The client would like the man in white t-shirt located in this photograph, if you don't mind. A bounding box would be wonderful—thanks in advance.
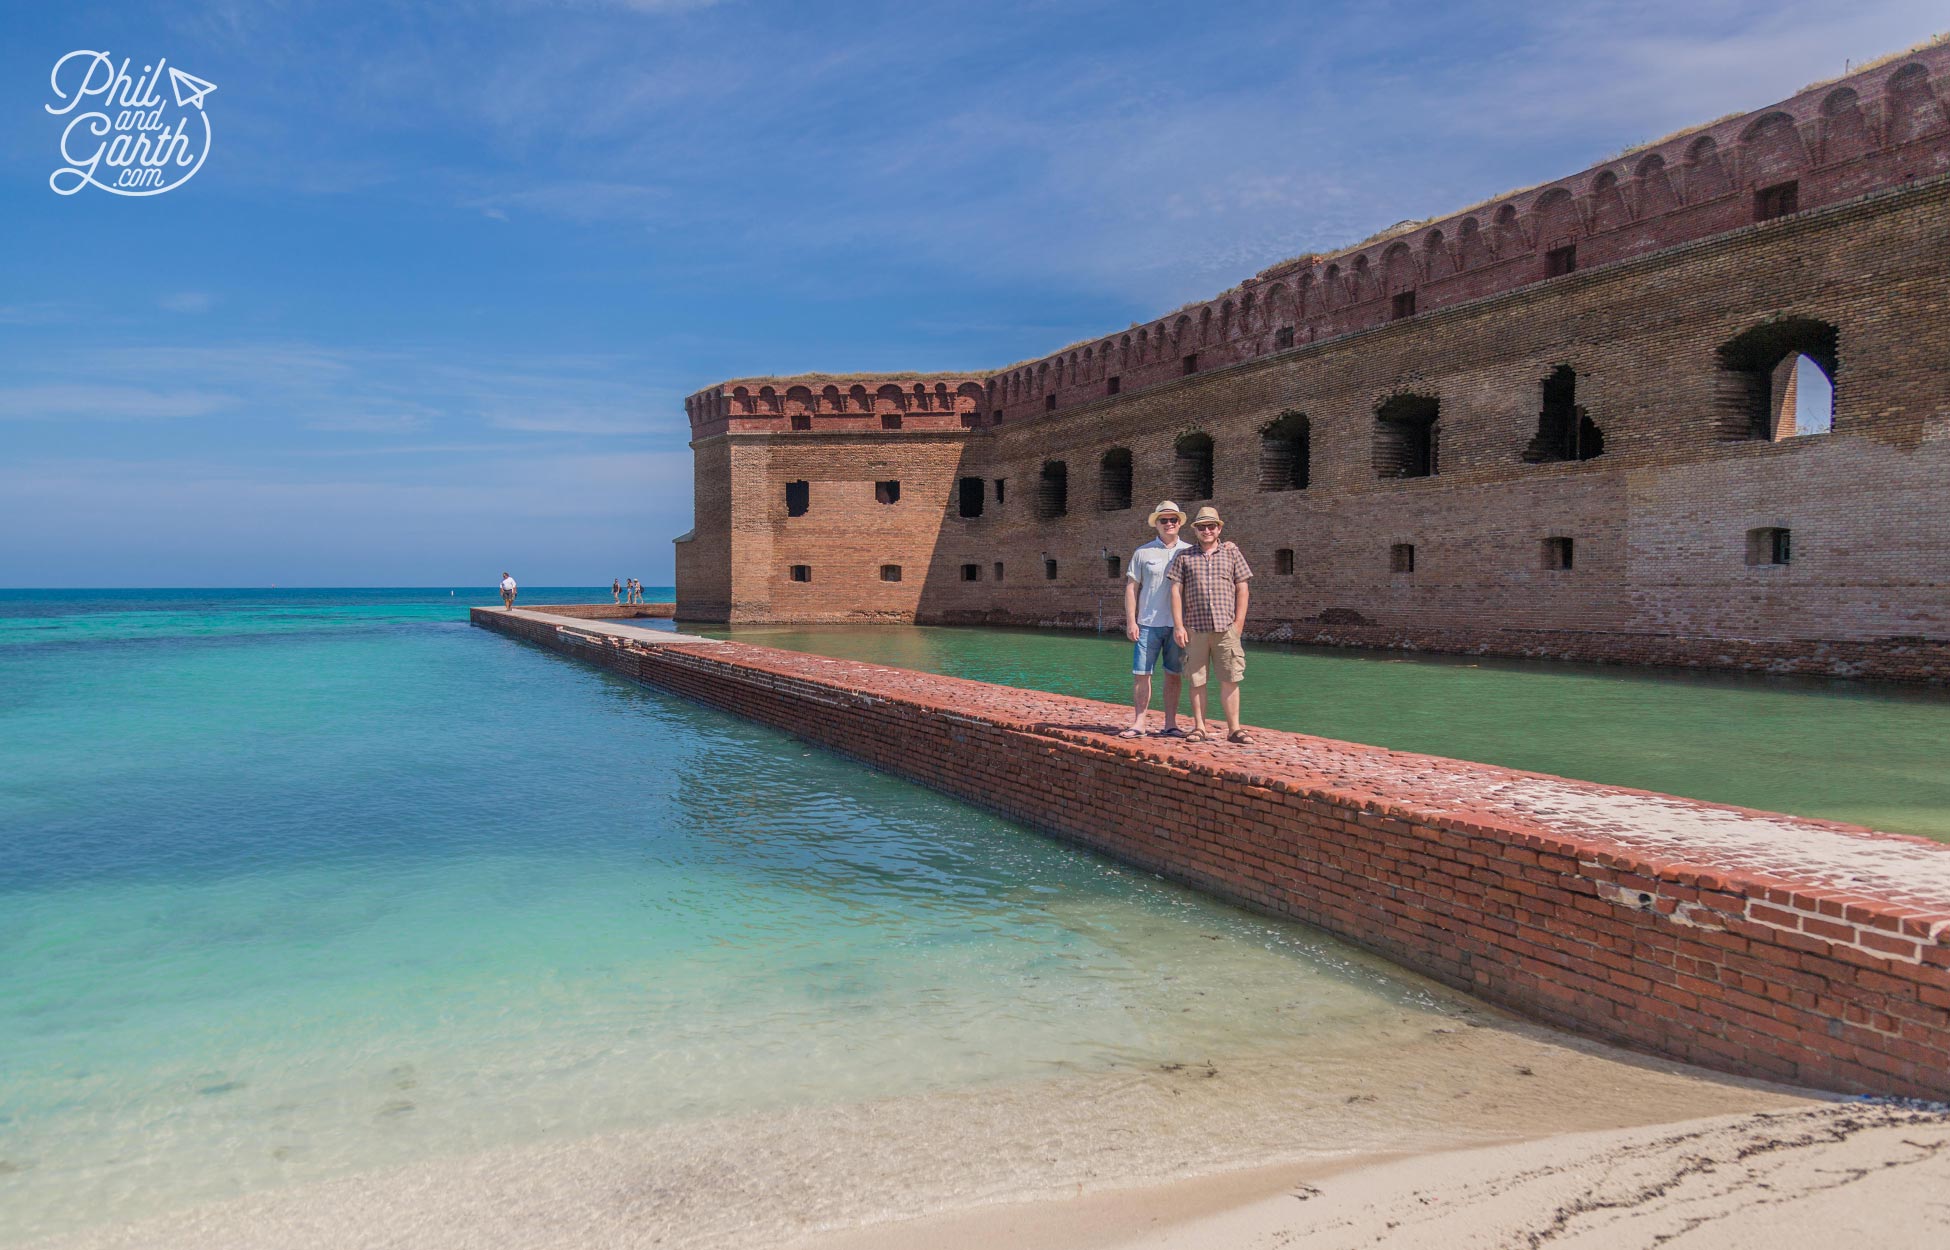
[1119,501,1191,738]
[500,573,518,610]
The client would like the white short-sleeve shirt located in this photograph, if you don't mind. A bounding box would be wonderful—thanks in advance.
[500,577,516,591]
[1126,538,1189,627]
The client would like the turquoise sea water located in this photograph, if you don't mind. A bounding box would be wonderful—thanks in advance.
[0,590,1471,1244]
[702,623,1950,842]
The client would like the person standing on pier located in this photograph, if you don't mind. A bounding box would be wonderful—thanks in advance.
[500,572,518,610]
[613,578,623,604]
[1119,501,1191,739]
[1169,507,1252,744]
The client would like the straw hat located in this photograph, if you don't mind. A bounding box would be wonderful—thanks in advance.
[1145,500,1185,527]
[1188,506,1224,529]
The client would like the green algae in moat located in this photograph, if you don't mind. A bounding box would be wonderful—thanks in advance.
[696,623,1950,844]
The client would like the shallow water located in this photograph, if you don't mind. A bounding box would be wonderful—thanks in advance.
[0,590,1554,1245]
[699,622,1950,842]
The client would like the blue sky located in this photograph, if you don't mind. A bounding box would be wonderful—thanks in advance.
[1,0,1940,587]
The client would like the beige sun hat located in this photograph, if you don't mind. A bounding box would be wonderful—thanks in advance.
[1146,500,1185,527]
[1188,505,1224,529]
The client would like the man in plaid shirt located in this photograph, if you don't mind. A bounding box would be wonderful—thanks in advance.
[1168,506,1252,743]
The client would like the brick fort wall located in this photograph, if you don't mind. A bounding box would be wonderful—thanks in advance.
[674,43,1950,680]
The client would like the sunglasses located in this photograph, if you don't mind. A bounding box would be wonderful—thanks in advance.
[1157,517,1181,525]
[1193,522,1221,530]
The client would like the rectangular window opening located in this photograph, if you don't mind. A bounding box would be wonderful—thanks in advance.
[1545,245,1578,277]
[1045,394,1057,411]
[1390,543,1416,574]
[1746,527,1791,566]
[1756,181,1799,222]
[991,409,1004,425]
[957,476,984,518]
[881,414,902,430]
[789,414,812,431]
[993,561,1005,581]
[879,565,902,582]
[960,563,981,582]
[994,478,1006,503]
[1274,325,1295,350]
[1274,548,1295,575]
[1542,536,1574,571]
[784,480,809,517]
[1106,376,1121,396]
[875,480,900,505]
[1391,291,1417,320]
[789,564,811,583]
[1044,559,1058,581]
[1106,554,1121,579]
[1182,353,1199,376]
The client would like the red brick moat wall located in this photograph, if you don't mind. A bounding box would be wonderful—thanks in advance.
[519,602,675,620]
[474,607,1950,1099]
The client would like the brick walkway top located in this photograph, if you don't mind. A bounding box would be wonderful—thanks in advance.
[498,609,1950,946]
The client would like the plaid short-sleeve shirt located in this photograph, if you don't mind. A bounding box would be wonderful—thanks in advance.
[1167,540,1252,633]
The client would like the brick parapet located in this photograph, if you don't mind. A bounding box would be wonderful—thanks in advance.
[474,607,1950,1099]
[685,374,990,439]
[985,40,1950,422]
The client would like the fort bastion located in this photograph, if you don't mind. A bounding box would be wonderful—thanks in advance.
[675,41,1950,681]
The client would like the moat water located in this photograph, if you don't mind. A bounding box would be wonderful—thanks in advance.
[698,622,1950,843]
[0,591,1804,1248]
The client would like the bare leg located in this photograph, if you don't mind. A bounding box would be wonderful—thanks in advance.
[1161,672,1183,729]
[1129,674,1153,731]
[1190,681,1208,734]
[1220,679,1241,734]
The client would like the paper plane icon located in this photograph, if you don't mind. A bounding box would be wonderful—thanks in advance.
[168,67,217,110]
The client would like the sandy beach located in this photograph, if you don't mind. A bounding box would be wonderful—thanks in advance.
[801,1102,1950,1250]
[26,1003,1940,1250]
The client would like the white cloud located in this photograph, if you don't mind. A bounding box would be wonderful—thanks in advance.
[0,384,232,421]
[158,292,218,314]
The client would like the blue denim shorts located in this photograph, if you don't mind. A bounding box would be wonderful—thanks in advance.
[1132,624,1183,676]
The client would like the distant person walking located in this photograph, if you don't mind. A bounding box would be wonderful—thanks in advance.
[613,578,623,604]
[1169,507,1252,744]
[629,578,643,605]
[1119,500,1191,739]
[500,572,518,610]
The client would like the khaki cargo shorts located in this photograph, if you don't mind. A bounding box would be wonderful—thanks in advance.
[1183,627,1245,688]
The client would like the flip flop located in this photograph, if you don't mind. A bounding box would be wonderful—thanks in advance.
[1116,728,1144,739]
[1156,726,1188,739]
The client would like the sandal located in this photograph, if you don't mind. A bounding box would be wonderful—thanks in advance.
[1116,728,1144,739]
[1157,726,1188,739]
[1184,728,1212,743]
[1227,729,1252,745]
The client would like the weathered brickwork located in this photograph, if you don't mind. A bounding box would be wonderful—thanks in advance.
[477,607,1950,1099]
[675,45,1950,680]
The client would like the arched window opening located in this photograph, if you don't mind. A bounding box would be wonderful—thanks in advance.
[1714,319,1838,440]
[1374,394,1440,479]
[1172,431,1214,501]
[1037,460,1069,519]
[1790,355,1835,435]
[1099,448,1134,511]
[1258,411,1310,491]
[1524,366,1604,462]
